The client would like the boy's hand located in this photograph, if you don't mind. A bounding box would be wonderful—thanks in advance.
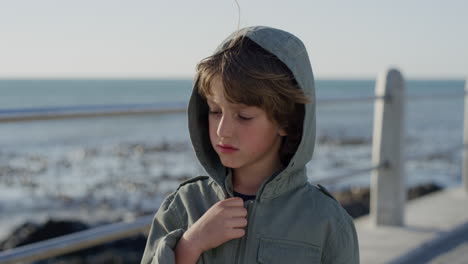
[181,197,247,254]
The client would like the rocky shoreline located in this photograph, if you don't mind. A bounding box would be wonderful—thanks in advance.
[336,182,442,218]
[0,183,442,263]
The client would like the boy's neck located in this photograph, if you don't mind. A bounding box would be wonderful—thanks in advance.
[232,162,284,196]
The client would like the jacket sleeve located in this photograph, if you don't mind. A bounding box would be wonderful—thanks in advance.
[321,214,360,264]
[141,191,186,264]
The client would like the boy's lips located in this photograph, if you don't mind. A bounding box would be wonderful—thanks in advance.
[216,144,239,153]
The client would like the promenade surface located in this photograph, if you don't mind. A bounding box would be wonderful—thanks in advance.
[355,187,468,264]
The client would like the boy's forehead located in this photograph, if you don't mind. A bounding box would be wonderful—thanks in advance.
[206,75,254,109]
[205,81,231,104]
[206,97,249,109]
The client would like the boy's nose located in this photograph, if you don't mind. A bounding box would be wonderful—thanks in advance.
[217,115,233,138]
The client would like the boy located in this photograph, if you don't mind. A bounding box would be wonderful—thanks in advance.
[141,26,359,264]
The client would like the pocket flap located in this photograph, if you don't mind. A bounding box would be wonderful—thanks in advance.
[257,237,321,263]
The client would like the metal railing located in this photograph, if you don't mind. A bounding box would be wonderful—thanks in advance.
[309,162,388,186]
[0,97,391,123]
[0,216,153,264]
[0,102,187,123]
[0,70,467,263]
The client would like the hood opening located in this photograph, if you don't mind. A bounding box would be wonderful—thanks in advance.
[188,26,316,196]
[195,36,308,167]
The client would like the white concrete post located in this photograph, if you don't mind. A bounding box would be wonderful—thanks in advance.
[463,79,468,194]
[370,68,406,226]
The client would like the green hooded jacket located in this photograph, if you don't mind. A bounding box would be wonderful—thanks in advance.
[141,26,359,264]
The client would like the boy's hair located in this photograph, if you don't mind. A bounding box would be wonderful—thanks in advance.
[196,36,310,166]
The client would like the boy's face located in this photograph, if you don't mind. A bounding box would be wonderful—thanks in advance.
[206,76,286,173]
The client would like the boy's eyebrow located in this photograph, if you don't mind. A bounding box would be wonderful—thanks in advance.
[232,104,251,110]
[206,99,252,110]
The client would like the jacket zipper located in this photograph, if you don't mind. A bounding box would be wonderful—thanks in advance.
[234,200,256,264]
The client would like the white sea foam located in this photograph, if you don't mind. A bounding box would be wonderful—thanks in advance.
[0,79,464,238]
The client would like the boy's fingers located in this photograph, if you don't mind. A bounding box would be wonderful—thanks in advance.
[228,228,246,239]
[227,217,248,228]
[222,197,244,207]
[229,207,247,218]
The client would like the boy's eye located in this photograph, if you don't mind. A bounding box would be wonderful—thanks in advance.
[208,109,253,121]
[208,109,221,115]
[238,114,253,121]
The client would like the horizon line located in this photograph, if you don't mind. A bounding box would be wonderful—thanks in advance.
[0,76,465,81]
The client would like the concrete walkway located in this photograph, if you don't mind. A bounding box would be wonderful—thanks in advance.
[355,187,468,264]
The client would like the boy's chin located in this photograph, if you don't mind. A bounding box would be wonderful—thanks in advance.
[219,159,241,169]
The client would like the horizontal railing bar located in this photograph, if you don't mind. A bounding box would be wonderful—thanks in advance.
[0,101,187,123]
[310,162,387,186]
[310,143,465,187]
[0,97,387,123]
[1,97,383,116]
[0,216,153,264]
[0,102,188,114]
[317,96,385,105]
[0,108,186,123]
[406,91,466,100]
[1,90,466,123]
[311,143,464,187]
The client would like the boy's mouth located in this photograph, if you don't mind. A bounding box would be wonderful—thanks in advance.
[216,144,239,153]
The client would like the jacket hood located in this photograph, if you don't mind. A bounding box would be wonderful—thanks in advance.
[188,26,316,201]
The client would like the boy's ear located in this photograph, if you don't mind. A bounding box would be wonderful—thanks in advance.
[278,128,287,136]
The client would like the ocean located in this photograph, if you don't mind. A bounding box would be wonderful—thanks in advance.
[0,79,465,238]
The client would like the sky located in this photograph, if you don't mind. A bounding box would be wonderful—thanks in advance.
[0,0,467,79]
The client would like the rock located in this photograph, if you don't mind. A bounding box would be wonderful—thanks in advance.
[43,235,147,264]
[0,219,146,264]
[332,182,443,219]
[407,183,442,200]
[424,153,452,161]
[144,142,188,153]
[0,220,88,250]
[318,135,369,146]
[333,187,370,219]
[0,165,30,178]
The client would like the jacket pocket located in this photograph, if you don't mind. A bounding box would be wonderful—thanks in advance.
[257,237,321,264]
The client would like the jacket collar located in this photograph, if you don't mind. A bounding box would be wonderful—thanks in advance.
[224,167,308,202]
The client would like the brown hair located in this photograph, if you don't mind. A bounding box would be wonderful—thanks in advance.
[196,36,310,165]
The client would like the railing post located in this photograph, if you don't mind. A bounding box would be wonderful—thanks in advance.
[463,79,468,194]
[370,68,406,226]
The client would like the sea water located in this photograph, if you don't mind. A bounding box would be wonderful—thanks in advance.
[0,79,465,238]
